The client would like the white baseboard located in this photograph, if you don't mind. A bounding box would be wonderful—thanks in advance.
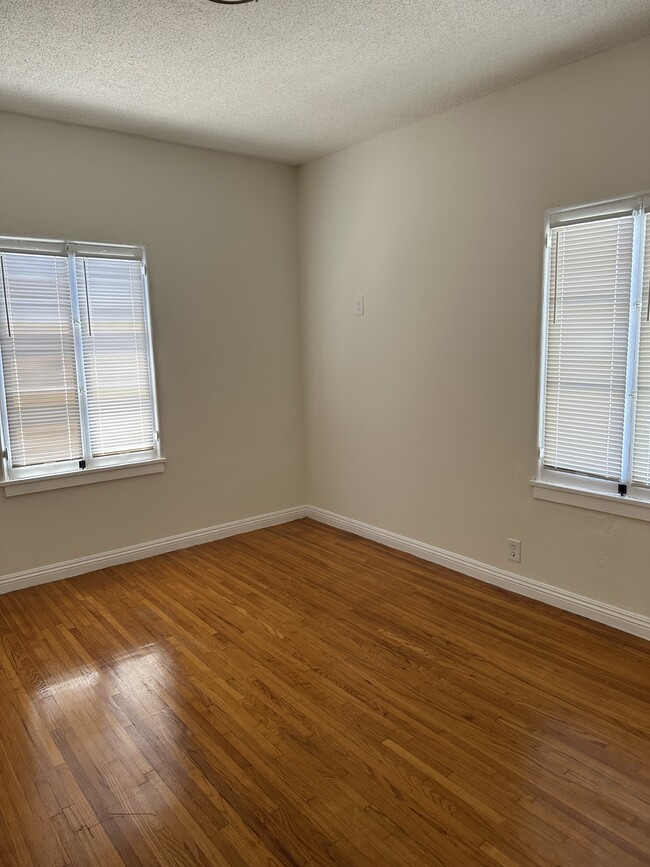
[0,506,307,596]
[3,502,648,641]
[306,506,650,642]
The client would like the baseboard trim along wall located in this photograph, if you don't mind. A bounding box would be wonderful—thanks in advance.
[0,506,307,596]
[2,502,648,641]
[305,506,650,642]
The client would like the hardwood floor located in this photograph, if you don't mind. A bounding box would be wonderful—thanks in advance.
[0,518,648,866]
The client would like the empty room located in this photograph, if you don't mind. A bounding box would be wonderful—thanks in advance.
[0,1,649,865]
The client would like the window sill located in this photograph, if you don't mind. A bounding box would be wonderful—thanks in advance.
[531,479,650,522]
[1,458,166,497]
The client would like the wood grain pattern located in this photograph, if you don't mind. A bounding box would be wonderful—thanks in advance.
[0,518,648,866]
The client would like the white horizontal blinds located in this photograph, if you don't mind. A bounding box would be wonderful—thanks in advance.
[631,213,650,486]
[543,215,634,480]
[76,255,156,458]
[0,253,82,467]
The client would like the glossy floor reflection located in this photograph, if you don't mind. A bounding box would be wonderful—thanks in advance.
[0,518,648,866]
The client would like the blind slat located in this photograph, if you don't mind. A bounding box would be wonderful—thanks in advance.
[543,215,634,481]
[76,257,156,458]
[631,214,650,486]
[0,253,82,467]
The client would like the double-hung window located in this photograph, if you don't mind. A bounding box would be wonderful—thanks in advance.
[0,237,162,495]
[534,192,650,519]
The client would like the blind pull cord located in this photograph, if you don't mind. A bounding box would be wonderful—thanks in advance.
[0,256,10,337]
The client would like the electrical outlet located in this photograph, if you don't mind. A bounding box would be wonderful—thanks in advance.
[507,539,521,563]
[354,294,365,316]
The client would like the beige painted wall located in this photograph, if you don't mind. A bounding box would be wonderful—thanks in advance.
[0,112,304,575]
[298,37,650,616]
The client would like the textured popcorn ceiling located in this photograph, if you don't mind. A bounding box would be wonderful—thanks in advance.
[1,0,649,164]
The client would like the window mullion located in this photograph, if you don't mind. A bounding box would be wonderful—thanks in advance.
[620,207,645,486]
[66,245,92,467]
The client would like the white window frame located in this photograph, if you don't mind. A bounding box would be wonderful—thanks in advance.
[0,235,164,496]
[532,191,650,521]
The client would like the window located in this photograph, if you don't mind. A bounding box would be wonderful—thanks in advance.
[534,192,650,519]
[0,237,162,494]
